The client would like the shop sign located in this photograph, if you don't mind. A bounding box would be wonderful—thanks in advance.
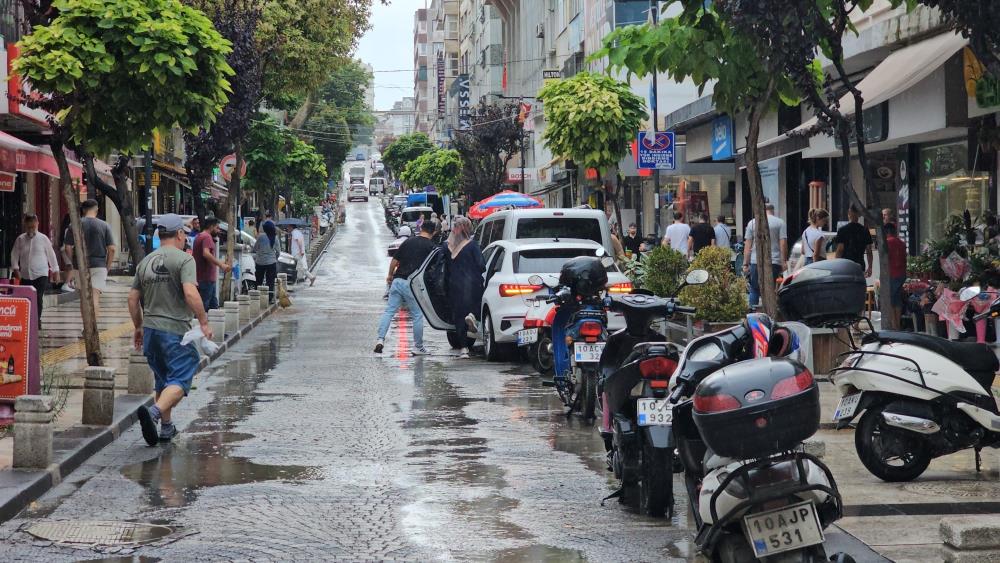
[542,69,561,84]
[507,168,537,182]
[637,131,676,170]
[834,102,889,149]
[135,171,160,188]
[711,116,734,161]
[437,52,445,115]
[897,159,910,248]
[0,174,14,192]
[0,290,40,401]
[457,75,471,130]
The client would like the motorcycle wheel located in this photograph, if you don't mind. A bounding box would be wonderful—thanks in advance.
[639,443,673,517]
[530,333,554,375]
[580,369,597,420]
[855,406,932,482]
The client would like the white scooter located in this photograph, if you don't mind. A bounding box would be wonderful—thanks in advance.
[831,286,1000,482]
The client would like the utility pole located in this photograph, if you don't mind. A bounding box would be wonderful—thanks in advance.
[650,0,662,238]
[521,126,526,193]
[143,148,153,254]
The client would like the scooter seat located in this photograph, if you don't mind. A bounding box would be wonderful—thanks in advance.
[872,331,999,389]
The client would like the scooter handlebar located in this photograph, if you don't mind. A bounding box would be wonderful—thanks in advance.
[974,310,995,321]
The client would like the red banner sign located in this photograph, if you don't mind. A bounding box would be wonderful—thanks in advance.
[0,296,31,400]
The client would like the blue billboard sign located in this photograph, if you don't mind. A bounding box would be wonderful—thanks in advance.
[637,131,676,170]
[712,116,734,160]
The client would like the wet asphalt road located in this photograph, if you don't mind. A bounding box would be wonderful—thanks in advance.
[0,199,700,562]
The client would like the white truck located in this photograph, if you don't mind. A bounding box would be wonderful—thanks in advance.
[348,163,366,185]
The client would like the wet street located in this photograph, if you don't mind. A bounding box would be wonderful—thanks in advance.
[0,200,700,561]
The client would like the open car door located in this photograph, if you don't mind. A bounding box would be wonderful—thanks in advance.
[409,247,457,330]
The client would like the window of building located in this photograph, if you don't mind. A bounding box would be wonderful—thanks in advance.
[613,0,648,28]
[918,141,990,243]
[445,16,458,40]
[418,43,428,56]
[447,52,459,77]
[418,20,427,33]
[417,66,428,81]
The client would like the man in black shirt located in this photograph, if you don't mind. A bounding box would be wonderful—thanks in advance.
[687,213,716,260]
[622,223,643,256]
[375,222,437,355]
[834,204,874,277]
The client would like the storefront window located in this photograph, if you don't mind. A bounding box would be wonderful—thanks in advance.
[918,141,990,243]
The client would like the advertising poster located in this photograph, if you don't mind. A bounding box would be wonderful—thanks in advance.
[0,296,30,400]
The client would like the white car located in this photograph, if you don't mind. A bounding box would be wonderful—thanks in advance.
[472,208,616,258]
[410,238,632,360]
[348,183,368,202]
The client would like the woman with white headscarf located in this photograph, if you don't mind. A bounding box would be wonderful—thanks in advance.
[445,216,486,358]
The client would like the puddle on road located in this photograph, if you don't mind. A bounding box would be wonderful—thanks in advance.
[495,545,587,562]
[121,321,319,508]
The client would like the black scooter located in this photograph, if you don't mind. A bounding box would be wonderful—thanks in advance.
[596,270,706,517]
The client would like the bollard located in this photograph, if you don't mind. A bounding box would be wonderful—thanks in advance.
[82,366,115,426]
[941,516,1000,562]
[127,350,154,395]
[258,286,269,311]
[237,295,251,326]
[208,309,226,345]
[224,302,239,336]
[277,273,288,293]
[248,289,261,318]
[13,395,54,469]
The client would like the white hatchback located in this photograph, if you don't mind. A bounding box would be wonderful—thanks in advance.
[348,183,368,202]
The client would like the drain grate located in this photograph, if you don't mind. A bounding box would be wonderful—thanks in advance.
[25,521,173,546]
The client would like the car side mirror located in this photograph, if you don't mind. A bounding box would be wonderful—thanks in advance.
[595,247,606,257]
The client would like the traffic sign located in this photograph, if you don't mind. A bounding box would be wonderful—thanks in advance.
[637,131,676,170]
[219,154,247,181]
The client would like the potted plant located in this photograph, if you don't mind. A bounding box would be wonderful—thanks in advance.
[680,246,749,332]
[640,246,688,297]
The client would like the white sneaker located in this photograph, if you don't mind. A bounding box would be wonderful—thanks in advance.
[458,348,470,359]
[412,347,430,356]
[464,314,479,334]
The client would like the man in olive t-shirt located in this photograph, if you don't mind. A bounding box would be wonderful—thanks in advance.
[128,214,211,446]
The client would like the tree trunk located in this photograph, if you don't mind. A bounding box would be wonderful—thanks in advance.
[220,144,243,302]
[288,91,318,130]
[54,142,102,366]
[746,86,778,317]
[84,155,144,269]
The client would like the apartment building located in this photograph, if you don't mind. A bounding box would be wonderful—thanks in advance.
[413,9,431,134]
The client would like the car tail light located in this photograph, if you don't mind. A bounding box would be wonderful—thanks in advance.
[693,393,741,413]
[771,369,814,400]
[523,318,543,328]
[608,282,633,294]
[579,321,603,337]
[639,356,677,379]
[500,284,542,297]
[544,308,557,327]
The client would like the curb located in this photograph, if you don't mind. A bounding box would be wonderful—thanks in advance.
[0,302,280,524]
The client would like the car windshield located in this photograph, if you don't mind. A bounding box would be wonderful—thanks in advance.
[515,218,603,244]
[514,248,605,273]
[401,210,430,222]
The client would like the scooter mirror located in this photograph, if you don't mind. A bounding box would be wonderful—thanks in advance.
[600,256,615,268]
[959,286,982,302]
[686,269,710,286]
[595,247,607,257]
[527,274,545,286]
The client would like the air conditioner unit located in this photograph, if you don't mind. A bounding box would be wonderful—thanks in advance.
[547,48,556,58]
[535,23,545,38]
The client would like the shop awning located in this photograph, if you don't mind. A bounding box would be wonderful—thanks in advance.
[750,31,968,154]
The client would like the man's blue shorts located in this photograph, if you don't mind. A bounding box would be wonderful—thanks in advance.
[143,327,200,395]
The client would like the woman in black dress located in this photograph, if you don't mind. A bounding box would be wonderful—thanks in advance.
[446,216,485,358]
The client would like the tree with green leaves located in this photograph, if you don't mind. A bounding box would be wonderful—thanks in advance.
[452,103,524,202]
[302,60,375,172]
[14,0,233,365]
[383,133,435,179]
[597,3,802,316]
[400,149,462,196]
[244,116,327,216]
[537,71,646,236]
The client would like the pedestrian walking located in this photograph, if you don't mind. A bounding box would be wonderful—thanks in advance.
[192,217,231,311]
[742,203,788,308]
[375,221,436,355]
[11,213,60,324]
[129,214,211,446]
[662,212,691,255]
[610,224,626,262]
[446,216,486,359]
[834,204,874,277]
[802,208,829,265]
[253,221,280,303]
[58,214,76,292]
[713,215,731,249]
[622,223,643,257]
[289,224,316,286]
[884,222,907,328]
[687,213,715,260]
[64,199,116,317]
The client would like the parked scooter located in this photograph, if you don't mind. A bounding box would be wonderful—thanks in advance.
[519,297,555,375]
[822,278,1000,481]
[528,252,614,419]
[596,270,706,517]
[668,314,849,562]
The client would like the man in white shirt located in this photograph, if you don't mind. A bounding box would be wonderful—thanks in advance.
[290,225,316,286]
[742,204,788,307]
[661,212,691,256]
[11,213,60,324]
[714,215,732,249]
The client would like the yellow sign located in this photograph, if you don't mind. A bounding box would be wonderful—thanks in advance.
[964,47,986,98]
[135,171,160,188]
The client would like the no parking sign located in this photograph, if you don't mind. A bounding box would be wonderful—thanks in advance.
[637,131,676,170]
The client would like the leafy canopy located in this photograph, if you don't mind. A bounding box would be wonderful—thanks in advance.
[14,0,234,154]
[536,71,645,172]
[245,115,327,213]
[400,149,463,197]
[383,132,435,177]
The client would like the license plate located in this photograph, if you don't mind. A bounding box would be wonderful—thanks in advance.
[637,398,672,426]
[744,501,824,558]
[573,342,605,363]
[517,328,539,346]
[833,392,862,421]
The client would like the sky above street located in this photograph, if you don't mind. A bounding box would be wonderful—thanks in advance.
[358,0,426,111]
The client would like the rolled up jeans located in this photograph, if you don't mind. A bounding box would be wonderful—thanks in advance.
[376,278,424,348]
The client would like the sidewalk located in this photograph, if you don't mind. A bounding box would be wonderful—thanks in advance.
[0,277,137,470]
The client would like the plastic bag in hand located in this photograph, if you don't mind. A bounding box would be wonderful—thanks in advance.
[181,325,220,356]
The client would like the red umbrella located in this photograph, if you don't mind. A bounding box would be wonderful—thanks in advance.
[468,190,544,219]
